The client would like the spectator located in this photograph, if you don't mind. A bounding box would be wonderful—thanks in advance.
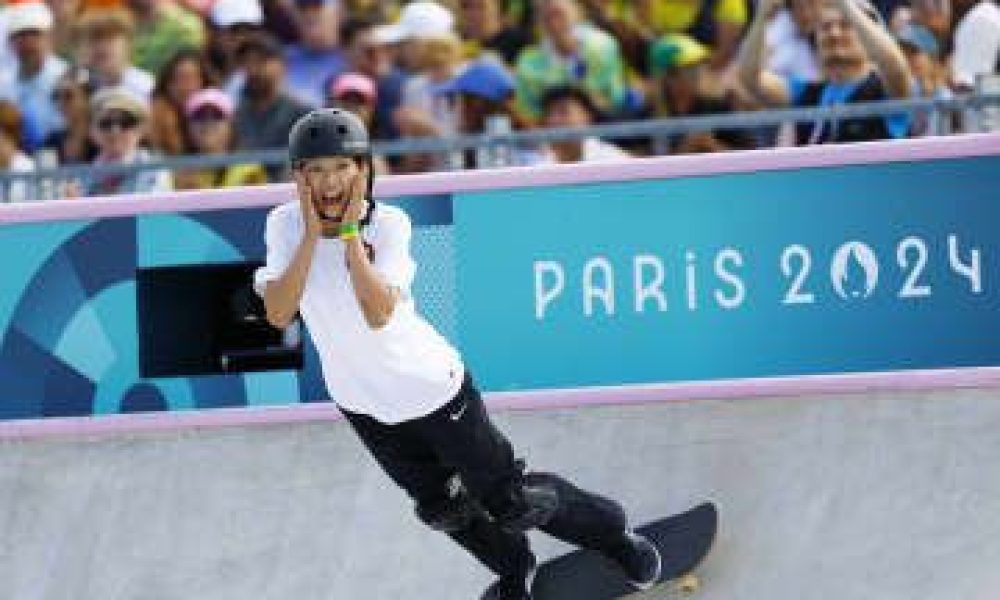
[635,0,749,70]
[48,0,83,60]
[0,1,68,153]
[383,3,466,157]
[42,66,100,165]
[908,0,951,46]
[326,72,390,174]
[77,9,156,99]
[767,0,823,82]
[738,0,913,145]
[540,85,630,163]
[896,23,952,135]
[175,88,267,189]
[342,16,407,140]
[205,0,265,99]
[0,100,36,203]
[128,0,206,74]
[149,48,217,156]
[515,0,628,122]
[575,0,655,74]
[285,0,348,107]
[457,0,532,64]
[651,33,757,153]
[78,87,172,197]
[436,57,545,168]
[949,0,1000,92]
[233,32,310,180]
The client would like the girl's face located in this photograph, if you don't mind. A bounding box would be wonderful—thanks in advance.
[189,108,232,153]
[92,109,144,158]
[296,156,367,222]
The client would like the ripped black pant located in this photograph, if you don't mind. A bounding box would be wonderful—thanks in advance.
[341,371,628,578]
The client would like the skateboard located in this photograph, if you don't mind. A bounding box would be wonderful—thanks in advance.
[531,502,718,599]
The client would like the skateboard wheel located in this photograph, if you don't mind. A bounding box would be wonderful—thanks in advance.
[675,573,700,593]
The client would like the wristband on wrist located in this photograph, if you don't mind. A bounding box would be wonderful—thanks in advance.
[339,222,360,240]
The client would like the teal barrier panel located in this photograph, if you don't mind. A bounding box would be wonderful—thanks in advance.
[0,135,998,419]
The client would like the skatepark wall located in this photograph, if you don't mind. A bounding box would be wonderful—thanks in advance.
[2,387,999,599]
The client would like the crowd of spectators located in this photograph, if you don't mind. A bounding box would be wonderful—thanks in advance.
[0,0,997,199]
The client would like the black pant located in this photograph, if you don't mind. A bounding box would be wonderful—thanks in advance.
[342,372,628,578]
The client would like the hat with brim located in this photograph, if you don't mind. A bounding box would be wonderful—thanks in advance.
[211,0,264,28]
[649,33,709,77]
[91,87,148,120]
[330,72,378,105]
[435,59,515,104]
[4,2,53,36]
[895,24,939,58]
[185,88,234,118]
[372,1,454,43]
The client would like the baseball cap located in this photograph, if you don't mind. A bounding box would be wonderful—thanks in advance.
[4,1,53,36]
[91,86,149,120]
[895,23,939,58]
[329,72,377,105]
[648,34,709,76]
[211,0,264,28]
[435,59,515,103]
[185,88,234,117]
[373,1,454,43]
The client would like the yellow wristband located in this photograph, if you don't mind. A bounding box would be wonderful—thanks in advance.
[339,222,360,240]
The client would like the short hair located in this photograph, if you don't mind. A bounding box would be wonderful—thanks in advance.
[77,8,136,41]
[0,100,23,149]
[540,85,604,123]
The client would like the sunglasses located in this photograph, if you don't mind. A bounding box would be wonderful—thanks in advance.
[97,113,141,132]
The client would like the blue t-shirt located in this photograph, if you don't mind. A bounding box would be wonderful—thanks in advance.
[787,73,910,142]
[284,44,348,108]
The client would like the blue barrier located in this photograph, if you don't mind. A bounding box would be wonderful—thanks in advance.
[0,134,998,422]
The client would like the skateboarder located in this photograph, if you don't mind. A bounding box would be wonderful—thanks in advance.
[255,108,661,599]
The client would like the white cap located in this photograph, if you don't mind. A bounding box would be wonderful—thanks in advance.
[373,1,455,43]
[4,1,53,36]
[211,0,264,28]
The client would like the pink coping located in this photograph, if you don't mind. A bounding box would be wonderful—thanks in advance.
[2,366,1000,440]
[1,133,998,224]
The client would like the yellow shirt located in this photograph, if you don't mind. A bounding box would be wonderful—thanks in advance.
[609,0,748,33]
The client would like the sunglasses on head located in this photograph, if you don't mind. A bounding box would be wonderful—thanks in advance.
[97,112,141,132]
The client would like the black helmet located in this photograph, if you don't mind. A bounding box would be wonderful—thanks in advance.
[287,108,371,166]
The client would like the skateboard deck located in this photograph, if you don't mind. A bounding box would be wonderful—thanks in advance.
[531,502,718,599]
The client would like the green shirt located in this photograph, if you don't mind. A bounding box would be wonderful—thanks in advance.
[515,25,627,121]
[132,3,205,74]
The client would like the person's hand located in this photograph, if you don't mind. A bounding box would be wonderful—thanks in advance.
[294,174,323,240]
[341,168,368,225]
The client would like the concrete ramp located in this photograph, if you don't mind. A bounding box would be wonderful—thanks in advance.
[2,388,999,599]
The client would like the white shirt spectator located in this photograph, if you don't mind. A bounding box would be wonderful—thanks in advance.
[951,0,1000,89]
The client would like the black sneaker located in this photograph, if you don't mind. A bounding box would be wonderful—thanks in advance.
[480,566,536,600]
[493,483,559,533]
[604,530,662,590]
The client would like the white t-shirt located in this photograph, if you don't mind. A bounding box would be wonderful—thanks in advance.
[951,1,1000,89]
[254,201,465,424]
